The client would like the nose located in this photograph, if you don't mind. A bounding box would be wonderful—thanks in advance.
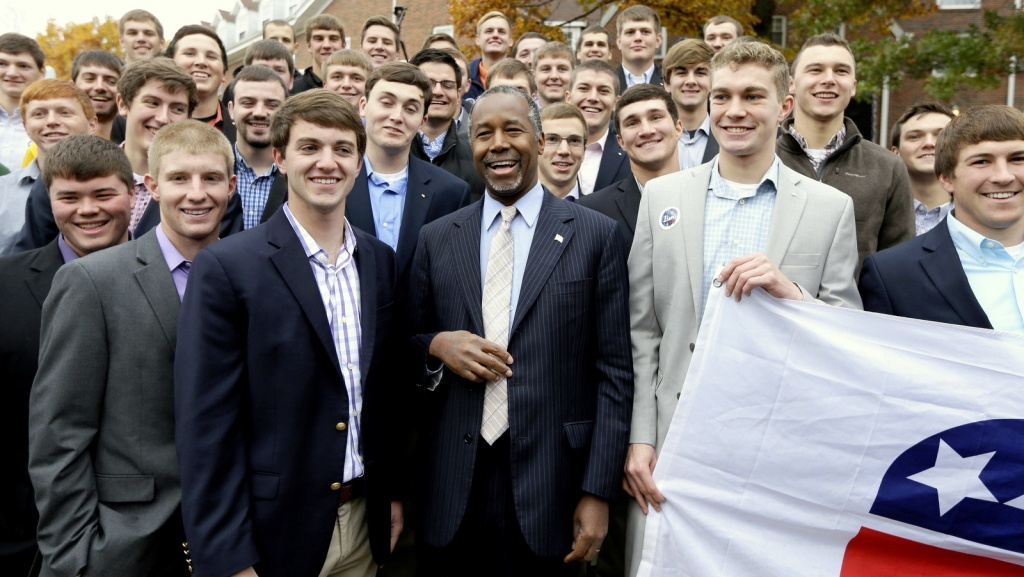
[45,110,61,125]
[77,195,100,215]
[991,158,1015,184]
[923,133,938,148]
[725,94,745,118]
[154,104,172,125]
[556,138,572,153]
[315,147,336,169]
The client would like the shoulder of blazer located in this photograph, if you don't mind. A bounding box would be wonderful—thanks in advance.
[411,155,470,195]
[647,163,711,198]
[779,162,849,206]
[423,199,482,235]
[866,224,934,271]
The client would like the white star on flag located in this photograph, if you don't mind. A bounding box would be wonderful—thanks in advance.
[907,439,998,516]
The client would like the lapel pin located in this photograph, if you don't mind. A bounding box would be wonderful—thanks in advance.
[554,234,564,243]
[421,193,426,198]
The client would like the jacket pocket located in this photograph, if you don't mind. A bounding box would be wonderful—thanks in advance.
[94,474,154,503]
[563,420,595,449]
[250,473,280,500]
[781,253,820,267]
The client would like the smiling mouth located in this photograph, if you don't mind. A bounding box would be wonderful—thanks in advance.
[486,158,520,175]
[724,127,753,133]
[75,221,107,230]
[638,140,661,148]
[183,208,212,216]
[192,71,210,80]
[581,106,602,114]
[814,92,838,100]
[982,191,1020,199]
[430,100,448,106]
[246,120,270,129]
[311,177,340,185]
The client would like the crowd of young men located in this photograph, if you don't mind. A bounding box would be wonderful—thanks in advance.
[0,5,1021,577]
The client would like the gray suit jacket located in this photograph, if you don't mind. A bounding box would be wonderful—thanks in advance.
[28,230,183,577]
[623,161,863,576]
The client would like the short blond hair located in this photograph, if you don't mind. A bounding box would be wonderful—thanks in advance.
[476,11,512,35]
[323,49,373,75]
[710,41,789,102]
[148,120,233,181]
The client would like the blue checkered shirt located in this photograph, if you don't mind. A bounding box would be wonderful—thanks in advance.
[283,203,365,482]
[420,130,447,161]
[701,156,780,315]
[236,146,278,229]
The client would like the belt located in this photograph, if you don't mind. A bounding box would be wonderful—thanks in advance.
[339,477,365,504]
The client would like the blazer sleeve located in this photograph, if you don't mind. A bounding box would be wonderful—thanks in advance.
[878,159,916,253]
[28,262,107,577]
[857,255,895,315]
[406,228,441,385]
[627,190,661,446]
[581,223,634,499]
[175,249,260,577]
[12,179,58,253]
[801,196,863,310]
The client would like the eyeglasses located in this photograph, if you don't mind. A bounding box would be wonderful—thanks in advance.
[428,79,459,92]
[544,134,586,148]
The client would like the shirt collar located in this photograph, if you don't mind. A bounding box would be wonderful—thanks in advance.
[57,233,80,263]
[363,154,409,190]
[788,124,847,153]
[234,144,278,177]
[709,155,781,200]
[588,128,610,152]
[483,179,545,230]
[626,63,656,84]
[682,115,711,141]
[947,210,1015,263]
[16,159,40,185]
[282,202,358,266]
[155,224,190,274]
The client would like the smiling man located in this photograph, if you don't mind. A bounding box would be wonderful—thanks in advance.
[777,33,914,267]
[538,102,587,200]
[167,26,232,141]
[407,84,632,577]
[703,15,743,53]
[0,33,45,171]
[890,103,955,235]
[513,32,549,71]
[466,11,514,99]
[580,84,681,250]
[662,39,719,170]
[534,42,575,109]
[361,16,400,69]
[568,59,631,196]
[861,104,1024,334]
[29,121,233,577]
[625,41,862,577]
[71,51,123,140]
[0,80,96,255]
[614,6,664,91]
[292,14,347,94]
[119,10,165,63]
[323,49,374,107]
[0,135,131,576]
[576,25,613,63]
[175,90,403,577]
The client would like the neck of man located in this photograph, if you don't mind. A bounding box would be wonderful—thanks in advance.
[34,148,47,171]
[124,139,149,177]
[422,116,451,142]
[678,103,708,133]
[539,172,575,198]
[366,141,410,174]
[482,52,505,70]
[95,117,114,140]
[589,123,609,145]
[159,220,217,261]
[194,95,219,120]
[538,92,562,109]
[289,193,349,264]
[622,57,653,77]
[792,110,845,150]
[632,150,680,188]
[909,170,951,209]
[0,92,19,115]
[717,141,776,185]
[311,59,323,80]
[237,138,276,175]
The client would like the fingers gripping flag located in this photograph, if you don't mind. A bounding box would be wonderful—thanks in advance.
[637,289,1024,577]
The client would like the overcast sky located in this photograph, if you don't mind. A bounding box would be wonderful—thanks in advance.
[2,0,238,42]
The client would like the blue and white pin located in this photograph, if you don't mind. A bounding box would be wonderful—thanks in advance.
[659,207,680,230]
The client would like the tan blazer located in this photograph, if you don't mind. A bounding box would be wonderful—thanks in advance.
[624,160,863,575]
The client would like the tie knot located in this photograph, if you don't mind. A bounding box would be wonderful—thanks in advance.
[500,206,517,224]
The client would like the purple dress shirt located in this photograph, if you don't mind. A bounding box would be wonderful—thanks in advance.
[56,234,80,264]
[155,225,191,301]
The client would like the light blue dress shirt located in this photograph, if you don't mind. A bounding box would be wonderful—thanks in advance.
[364,155,409,252]
[479,181,544,335]
[947,212,1024,335]
[624,63,656,88]
[678,115,712,171]
[701,156,780,315]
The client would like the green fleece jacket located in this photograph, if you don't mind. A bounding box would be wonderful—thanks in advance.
[777,116,915,267]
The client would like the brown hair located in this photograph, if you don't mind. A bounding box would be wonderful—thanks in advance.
[614,83,678,134]
[306,14,346,43]
[43,134,134,192]
[704,15,743,37]
[663,39,714,80]
[533,41,575,68]
[934,105,1024,178]
[710,40,789,102]
[576,25,611,52]
[20,79,96,122]
[117,57,199,116]
[569,58,619,95]
[422,33,458,51]
[119,9,164,39]
[487,58,537,96]
[245,39,295,76]
[617,5,661,35]
[441,47,469,71]
[71,50,123,81]
[166,25,228,71]
[476,11,512,35]
[540,102,587,144]
[271,89,366,158]
[890,102,955,148]
[0,33,44,69]
[410,49,462,87]
[262,20,294,40]
[229,65,289,101]
[323,49,373,76]
[792,32,855,74]
[513,32,549,58]
[365,61,432,108]
[148,119,234,180]
[361,16,399,44]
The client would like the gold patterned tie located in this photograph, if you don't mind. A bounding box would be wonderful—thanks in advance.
[480,206,517,444]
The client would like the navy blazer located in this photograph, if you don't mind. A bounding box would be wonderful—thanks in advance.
[175,211,400,577]
[594,124,633,193]
[578,176,640,252]
[346,155,471,283]
[615,63,664,96]
[859,217,993,329]
[407,191,633,557]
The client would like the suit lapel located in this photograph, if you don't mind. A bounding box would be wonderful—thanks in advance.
[397,157,434,274]
[920,224,993,329]
[765,167,807,265]
[595,126,627,189]
[267,212,343,376]
[353,230,378,381]
[510,193,573,334]
[345,165,376,238]
[614,177,641,235]
[132,231,182,350]
[452,205,485,335]
[26,241,64,307]
[136,200,161,237]
[701,132,719,164]
[260,172,288,224]
[681,166,709,318]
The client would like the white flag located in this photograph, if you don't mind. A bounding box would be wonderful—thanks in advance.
[638,289,1024,577]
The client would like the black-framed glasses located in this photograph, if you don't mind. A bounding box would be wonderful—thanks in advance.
[429,79,459,92]
[544,134,586,148]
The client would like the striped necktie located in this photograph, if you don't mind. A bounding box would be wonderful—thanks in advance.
[480,205,517,444]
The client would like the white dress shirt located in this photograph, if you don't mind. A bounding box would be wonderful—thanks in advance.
[578,129,609,196]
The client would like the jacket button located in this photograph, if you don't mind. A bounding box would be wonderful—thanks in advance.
[336,422,347,431]
[689,343,695,352]
[464,434,473,444]
[330,482,341,490]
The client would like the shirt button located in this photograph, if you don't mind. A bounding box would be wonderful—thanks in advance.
[980,258,986,265]
[347,363,354,369]
[986,241,995,248]
[331,482,342,490]
[733,240,740,245]
[382,222,388,228]
[352,410,358,417]
[336,422,347,430]
[340,316,347,323]
[739,199,745,205]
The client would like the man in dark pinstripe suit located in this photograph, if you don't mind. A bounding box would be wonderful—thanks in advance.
[407,85,634,576]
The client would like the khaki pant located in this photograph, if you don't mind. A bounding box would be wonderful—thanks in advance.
[318,497,376,577]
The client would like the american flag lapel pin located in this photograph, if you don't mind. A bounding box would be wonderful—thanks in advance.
[554,234,564,243]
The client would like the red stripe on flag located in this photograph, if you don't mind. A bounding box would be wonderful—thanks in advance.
[841,527,1024,576]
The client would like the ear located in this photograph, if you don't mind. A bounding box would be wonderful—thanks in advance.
[938,171,956,195]
[272,147,287,176]
[144,173,159,202]
[779,94,795,123]
[87,117,99,135]
[891,146,900,156]
[228,100,235,121]
[117,94,129,117]
[227,173,237,198]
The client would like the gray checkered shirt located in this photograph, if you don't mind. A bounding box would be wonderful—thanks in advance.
[788,124,847,171]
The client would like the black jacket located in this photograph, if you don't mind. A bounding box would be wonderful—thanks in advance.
[410,121,486,203]
[290,67,323,95]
